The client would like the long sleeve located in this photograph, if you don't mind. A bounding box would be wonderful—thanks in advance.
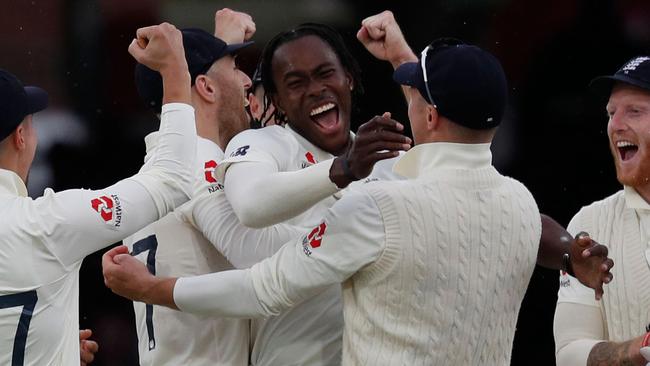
[223,159,338,228]
[173,188,385,317]
[33,103,196,267]
[192,188,304,268]
[215,126,340,228]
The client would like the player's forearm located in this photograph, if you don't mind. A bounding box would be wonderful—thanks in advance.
[160,65,191,107]
[141,276,179,310]
[537,214,572,271]
[587,337,646,366]
[173,270,269,317]
[225,160,339,228]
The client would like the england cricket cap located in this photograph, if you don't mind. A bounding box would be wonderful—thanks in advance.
[135,28,253,113]
[392,38,507,130]
[0,69,48,141]
[590,56,650,97]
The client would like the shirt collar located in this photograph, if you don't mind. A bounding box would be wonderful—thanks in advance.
[0,168,28,197]
[624,185,650,211]
[393,142,493,179]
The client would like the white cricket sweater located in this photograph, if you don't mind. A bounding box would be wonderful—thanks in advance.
[174,142,542,365]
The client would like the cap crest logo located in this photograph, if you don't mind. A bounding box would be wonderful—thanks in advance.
[622,56,650,74]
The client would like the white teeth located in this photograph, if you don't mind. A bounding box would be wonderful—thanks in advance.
[243,97,250,108]
[310,102,335,116]
[616,141,636,148]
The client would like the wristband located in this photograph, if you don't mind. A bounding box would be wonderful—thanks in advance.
[561,252,574,276]
[340,158,357,181]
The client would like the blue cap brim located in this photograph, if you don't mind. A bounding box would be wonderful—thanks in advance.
[224,41,254,56]
[589,74,650,98]
[24,86,48,114]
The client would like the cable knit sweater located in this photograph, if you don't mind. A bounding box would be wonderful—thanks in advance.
[554,188,650,365]
[173,142,542,365]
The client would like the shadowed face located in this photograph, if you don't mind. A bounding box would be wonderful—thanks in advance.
[270,35,353,155]
[206,55,252,142]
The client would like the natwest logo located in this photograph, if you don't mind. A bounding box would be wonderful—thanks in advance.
[204,160,218,183]
[302,222,327,256]
[91,194,122,228]
[301,151,317,169]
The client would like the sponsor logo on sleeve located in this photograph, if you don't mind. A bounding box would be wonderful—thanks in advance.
[204,160,218,183]
[301,151,317,169]
[91,194,122,228]
[301,222,327,256]
[229,145,250,158]
[204,160,224,193]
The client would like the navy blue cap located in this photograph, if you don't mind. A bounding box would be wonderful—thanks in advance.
[393,38,507,130]
[0,69,48,141]
[590,56,650,97]
[135,28,253,113]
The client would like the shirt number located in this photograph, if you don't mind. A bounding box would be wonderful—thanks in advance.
[131,235,158,351]
[0,290,38,366]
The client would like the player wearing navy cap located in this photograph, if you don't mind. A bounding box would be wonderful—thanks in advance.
[0,23,196,366]
[554,56,650,366]
[103,11,613,366]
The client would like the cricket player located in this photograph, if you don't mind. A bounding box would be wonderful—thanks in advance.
[103,10,612,365]
[0,23,196,366]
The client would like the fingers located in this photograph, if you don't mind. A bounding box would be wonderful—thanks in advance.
[357,114,405,133]
[594,286,603,301]
[84,339,99,354]
[583,243,608,258]
[79,329,92,341]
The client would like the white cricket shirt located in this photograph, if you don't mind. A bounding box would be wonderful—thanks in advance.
[0,103,196,366]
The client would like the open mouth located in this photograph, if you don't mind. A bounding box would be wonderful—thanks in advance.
[309,102,339,133]
[617,140,639,161]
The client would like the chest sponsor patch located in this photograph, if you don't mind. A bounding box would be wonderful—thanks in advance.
[91,194,123,228]
[301,151,317,169]
[302,222,327,256]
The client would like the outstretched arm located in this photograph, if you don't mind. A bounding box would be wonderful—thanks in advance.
[357,10,417,103]
[537,214,613,300]
[213,8,255,44]
[31,23,196,266]
[103,189,385,317]
[221,115,409,228]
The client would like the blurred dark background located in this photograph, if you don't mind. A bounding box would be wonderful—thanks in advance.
[2,0,649,365]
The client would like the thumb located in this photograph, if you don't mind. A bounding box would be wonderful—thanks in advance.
[357,27,370,43]
[113,253,131,264]
[128,38,145,60]
[575,234,592,248]
[382,111,392,118]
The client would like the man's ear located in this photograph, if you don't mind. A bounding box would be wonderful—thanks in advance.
[248,93,261,118]
[194,75,217,103]
[12,123,26,150]
[426,105,439,131]
[345,71,354,91]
